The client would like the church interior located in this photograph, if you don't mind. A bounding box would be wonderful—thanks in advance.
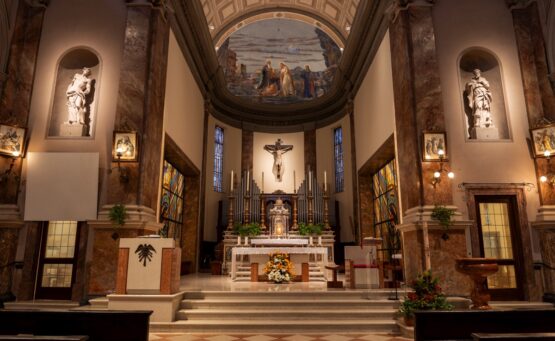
[1,0,555,339]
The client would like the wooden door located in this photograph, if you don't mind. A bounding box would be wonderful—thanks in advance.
[475,196,524,300]
[35,221,81,300]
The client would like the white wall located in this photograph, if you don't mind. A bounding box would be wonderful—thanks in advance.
[164,30,205,169]
[433,0,540,253]
[353,30,396,171]
[203,115,241,241]
[24,0,127,207]
[317,116,354,242]
[253,132,304,194]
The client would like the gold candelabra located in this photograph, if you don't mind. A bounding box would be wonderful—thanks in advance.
[292,193,298,230]
[243,194,250,224]
[260,194,267,230]
[307,190,314,225]
[227,193,234,230]
[323,190,330,230]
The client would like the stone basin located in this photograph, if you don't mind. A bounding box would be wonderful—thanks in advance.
[455,258,498,310]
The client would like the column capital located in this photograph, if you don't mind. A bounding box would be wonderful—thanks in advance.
[24,0,49,8]
[388,0,435,22]
[506,0,536,10]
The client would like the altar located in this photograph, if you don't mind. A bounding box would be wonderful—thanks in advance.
[230,245,328,281]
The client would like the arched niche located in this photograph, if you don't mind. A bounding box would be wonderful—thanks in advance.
[459,48,510,140]
[47,47,100,138]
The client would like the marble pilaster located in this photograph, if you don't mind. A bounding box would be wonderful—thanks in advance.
[304,129,316,175]
[532,206,555,299]
[389,5,453,211]
[182,176,200,273]
[241,130,253,173]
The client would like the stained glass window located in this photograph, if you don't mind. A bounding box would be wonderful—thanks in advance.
[214,126,224,192]
[160,160,185,241]
[372,159,400,253]
[334,127,344,193]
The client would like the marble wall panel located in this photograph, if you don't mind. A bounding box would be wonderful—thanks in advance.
[242,130,253,172]
[0,228,19,294]
[304,129,316,174]
[182,176,200,273]
[538,228,555,295]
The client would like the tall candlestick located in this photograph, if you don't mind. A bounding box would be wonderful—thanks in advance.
[262,172,264,193]
[293,170,296,193]
[230,170,234,191]
[324,171,327,192]
[246,171,250,192]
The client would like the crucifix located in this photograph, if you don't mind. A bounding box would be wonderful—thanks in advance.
[264,138,293,182]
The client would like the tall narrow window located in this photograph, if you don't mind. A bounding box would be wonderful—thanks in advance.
[160,161,185,241]
[372,159,400,254]
[214,126,224,192]
[334,127,344,192]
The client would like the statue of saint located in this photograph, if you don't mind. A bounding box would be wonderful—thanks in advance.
[66,67,93,125]
[264,139,293,182]
[465,68,493,128]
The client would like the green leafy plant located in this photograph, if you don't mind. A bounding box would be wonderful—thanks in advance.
[431,205,455,240]
[108,204,127,240]
[298,222,324,236]
[399,270,453,321]
[233,222,261,237]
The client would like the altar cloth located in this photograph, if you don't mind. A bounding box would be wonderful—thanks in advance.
[250,238,308,246]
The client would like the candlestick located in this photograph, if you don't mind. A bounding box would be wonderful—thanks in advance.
[230,170,234,191]
[308,171,312,191]
[246,171,250,192]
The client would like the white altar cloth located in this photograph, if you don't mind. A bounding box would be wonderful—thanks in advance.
[250,238,308,246]
[231,246,328,280]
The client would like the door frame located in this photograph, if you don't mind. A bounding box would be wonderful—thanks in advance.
[35,221,82,300]
[464,183,536,300]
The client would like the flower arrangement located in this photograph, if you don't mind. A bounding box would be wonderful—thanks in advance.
[399,270,453,324]
[264,253,295,283]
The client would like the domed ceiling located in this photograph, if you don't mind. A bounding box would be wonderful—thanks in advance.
[167,0,395,131]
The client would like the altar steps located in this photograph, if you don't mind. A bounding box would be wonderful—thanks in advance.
[156,290,400,333]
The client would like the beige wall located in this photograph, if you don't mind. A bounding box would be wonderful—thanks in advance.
[433,0,540,255]
[253,132,304,194]
[317,116,355,242]
[24,0,127,206]
[354,30,396,171]
[203,115,242,241]
[164,30,205,170]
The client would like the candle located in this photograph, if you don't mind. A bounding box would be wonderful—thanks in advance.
[262,172,264,193]
[324,171,327,192]
[246,171,250,192]
[230,170,234,191]
[293,170,296,193]
[309,236,313,246]
[237,236,241,245]
[309,171,312,191]
[244,236,249,245]
[318,236,322,245]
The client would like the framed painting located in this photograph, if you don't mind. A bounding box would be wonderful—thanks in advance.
[112,131,139,162]
[422,132,448,161]
[0,124,26,157]
[530,124,555,157]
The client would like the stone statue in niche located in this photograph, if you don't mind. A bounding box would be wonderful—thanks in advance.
[66,67,93,125]
[264,139,293,182]
[465,69,499,139]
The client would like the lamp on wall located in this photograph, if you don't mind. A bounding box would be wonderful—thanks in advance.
[111,131,138,184]
[431,149,455,188]
[0,151,22,183]
[539,150,555,186]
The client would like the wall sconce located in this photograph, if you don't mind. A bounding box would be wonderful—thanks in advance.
[539,150,555,186]
[431,149,455,188]
[0,151,21,183]
[112,131,138,184]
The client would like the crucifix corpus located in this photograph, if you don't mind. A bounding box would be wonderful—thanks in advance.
[264,138,293,182]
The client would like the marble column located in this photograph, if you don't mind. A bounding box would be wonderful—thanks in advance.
[0,0,47,299]
[389,2,470,294]
[241,130,253,174]
[90,0,169,296]
[511,1,555,299]
[304,129,316,175]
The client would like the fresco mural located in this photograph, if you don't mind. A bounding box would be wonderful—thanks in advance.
[217,19,342,105]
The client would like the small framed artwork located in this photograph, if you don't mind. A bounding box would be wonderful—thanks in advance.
[422,132,448,161]
[0,124,26,157]
[530,124,555,157]
[112,131,139,162]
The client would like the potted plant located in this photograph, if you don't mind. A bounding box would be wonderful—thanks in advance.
[399,270,453,326]
[233,222,262,237]
[108,203,127,240]
[431,205,455,240]
[298,222,324,236]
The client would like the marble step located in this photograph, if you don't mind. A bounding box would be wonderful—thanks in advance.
[150,319,398,333]
[176,308,397,320]
[180,298,399,310]
[183,290,395,300]
[490,301,555,310]
[3,300,80,310]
